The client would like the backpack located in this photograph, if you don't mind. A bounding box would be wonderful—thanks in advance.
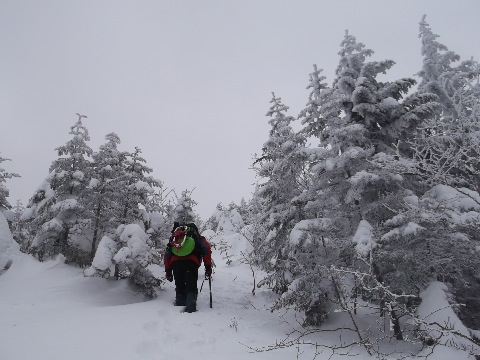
[168,223,201,257]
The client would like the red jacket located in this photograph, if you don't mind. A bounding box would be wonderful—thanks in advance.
[164,235,212,271]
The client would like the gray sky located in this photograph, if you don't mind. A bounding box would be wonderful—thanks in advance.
[1,1,480,219]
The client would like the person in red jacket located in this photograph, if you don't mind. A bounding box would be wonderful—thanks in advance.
[164,222,212,313]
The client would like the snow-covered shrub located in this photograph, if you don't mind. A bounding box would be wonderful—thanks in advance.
[373,185,480,331]
[86,223,162,298]
[0,211,20,268]
[114,224,162,298]
[217,208,244,235]
[84,235,117,278]
[267,218,343,326]
[416,281,479,355]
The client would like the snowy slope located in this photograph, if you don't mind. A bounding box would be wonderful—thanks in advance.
[0,245,327,360]
[1,229,477,359]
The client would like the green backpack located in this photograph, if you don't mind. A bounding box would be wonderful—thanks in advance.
[170,224,198,256]
[171,235,195,256]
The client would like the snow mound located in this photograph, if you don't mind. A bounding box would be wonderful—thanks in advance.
[352,219,375,257]
[416,281,479,359]
[84,235,117,276]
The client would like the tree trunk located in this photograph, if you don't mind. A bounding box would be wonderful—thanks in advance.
[390,306,403,340]
[91,203,102,261]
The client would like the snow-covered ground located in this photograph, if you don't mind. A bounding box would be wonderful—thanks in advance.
[1,214,478,360]
[0,239,329,360]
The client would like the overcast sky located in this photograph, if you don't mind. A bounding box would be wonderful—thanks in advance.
[1,1,480,219]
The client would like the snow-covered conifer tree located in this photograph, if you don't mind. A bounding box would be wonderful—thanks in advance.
[202,203,223,232]
[20,179,55,259]
[85,143,165,297]
[408,17,480,191]
[172,190,197,224]
[252,92,307,294]
[0,155,20,268]
[0,154,20,211]
[117,147,163,226]
[417,15,476,121]
[298,64,333,140]
[306,33,412,234]
[216,206,244,235]
[369,19,480,330]
[11,199,29,252]
[85,223,162,298]
[236,198,251,225]
[26,114,93,264]
[84,132,127,259]
[267,31,440,326]
[0,208,19,269]
[374,185,480,329]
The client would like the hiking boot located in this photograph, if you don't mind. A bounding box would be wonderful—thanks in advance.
[185,292,197,313]
[175,293,186,306]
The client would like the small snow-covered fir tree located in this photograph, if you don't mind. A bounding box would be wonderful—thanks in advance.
[113,223,162,298]
[0,154,20,211]
[216,206,244,235]
[374,185,480,329]
[10,199,29,252]
[202,203,223,232]
[235,198,251,225]
[118,147,163,226]
[49,114,93,198]
[298,64,334,140]
[20,179,55,259]
[172,190,197,224]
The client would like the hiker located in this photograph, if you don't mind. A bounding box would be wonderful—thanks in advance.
[164,222,212,313]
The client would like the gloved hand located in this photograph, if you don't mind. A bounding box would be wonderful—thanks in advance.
[165,269,173,282]
[205,265,212,279]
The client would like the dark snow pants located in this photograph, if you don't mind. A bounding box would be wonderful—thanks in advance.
[171,260,199,312]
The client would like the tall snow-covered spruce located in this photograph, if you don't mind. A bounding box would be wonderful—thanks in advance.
[0,154,20,212]
[252,92,307,295]
[409,15,480,191]
[22,114,93,265]
[84,132,127,260]
[374,17,480,331]
[86,145,167,298]
[0,154,20,269]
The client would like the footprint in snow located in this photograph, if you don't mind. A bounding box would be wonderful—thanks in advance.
[142,320,159,333]
[135,340,163,360]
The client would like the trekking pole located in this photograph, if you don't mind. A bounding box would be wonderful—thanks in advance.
[209,275,212,308]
